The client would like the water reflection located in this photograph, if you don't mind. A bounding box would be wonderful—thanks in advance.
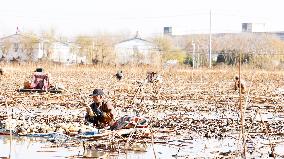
[83,149,109,158]
[0,136,83,159]
[0,134,283,158]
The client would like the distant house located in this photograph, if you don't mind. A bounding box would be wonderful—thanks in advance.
[0,33,86,63]
[0,33,44,61]
[50,42,86,64]
[114,33,160,65]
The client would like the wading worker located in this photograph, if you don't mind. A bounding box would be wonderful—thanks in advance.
[234,75,246,94]
[115,70,123,80]
[31,68,49,90]
[85,89,115,128]
[24,68,50,90]
[0,68,3,75]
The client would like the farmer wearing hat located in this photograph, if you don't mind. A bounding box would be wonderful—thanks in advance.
[85,89,115,128]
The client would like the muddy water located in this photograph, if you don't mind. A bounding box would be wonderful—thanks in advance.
[1,135,284,158]
[1,108,284,158]
[0,136,83,159]
[0,135,237,158]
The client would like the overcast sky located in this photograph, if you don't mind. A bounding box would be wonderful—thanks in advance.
[0,0,283,37]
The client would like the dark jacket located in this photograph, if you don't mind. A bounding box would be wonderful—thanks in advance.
[85,101,114,127]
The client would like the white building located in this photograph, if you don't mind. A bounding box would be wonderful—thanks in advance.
[0,33,44,61]
[0,33,86,63]
[50,42,86,64]
[242,23,266,33]
[114,34,160,65]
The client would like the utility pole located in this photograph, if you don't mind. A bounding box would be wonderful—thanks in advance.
[192,41,196,68]
[239,52,246,158]
[197,44,200,68]
[101,43,104,64]
[209,10,212,68]
[92,41,95,64]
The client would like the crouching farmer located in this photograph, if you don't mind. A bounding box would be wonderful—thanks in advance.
[85,89,115,128]
[24,68,49,90]
[234,75,246,94]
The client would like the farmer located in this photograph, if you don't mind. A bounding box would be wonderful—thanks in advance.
[24,68,50,90]
[146,71,163,83]
[115,70,123,80]
[31,68,49,90]
[0,68,3,75]
[146,71,157,83]
[85,89,115,128]
[234,75,246,94]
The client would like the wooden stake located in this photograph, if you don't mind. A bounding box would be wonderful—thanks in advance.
[239,53,246,158]
[5,100,13,159]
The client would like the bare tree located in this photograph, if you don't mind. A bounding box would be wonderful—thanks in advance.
[41,29,57,61]
[75,35,93,63]
[93,33,115,64]
[152,36,186,64]
[1,39,12,59]
[20,33,39,61]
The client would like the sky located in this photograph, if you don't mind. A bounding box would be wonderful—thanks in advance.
[0,0,284,37]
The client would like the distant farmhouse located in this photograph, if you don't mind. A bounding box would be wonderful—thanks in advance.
[114,33,161,65]
[0,33,85,64]
[0,33,44,61]
[50,41,85,64]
